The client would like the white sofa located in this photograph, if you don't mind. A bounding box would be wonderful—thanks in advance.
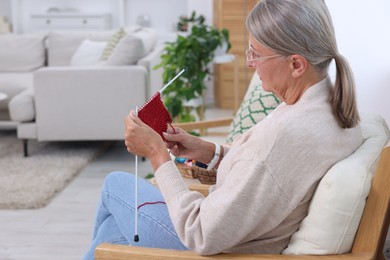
[0,26,164,156]
[0,33,44,129]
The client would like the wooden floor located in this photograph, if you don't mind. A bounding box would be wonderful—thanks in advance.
[0,106,389,260]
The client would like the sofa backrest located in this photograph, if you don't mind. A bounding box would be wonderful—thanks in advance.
[47,30,113,66]
[0,34,46,72]
[47,26,158,66]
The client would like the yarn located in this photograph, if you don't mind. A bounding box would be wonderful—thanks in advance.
[137,201,166,209]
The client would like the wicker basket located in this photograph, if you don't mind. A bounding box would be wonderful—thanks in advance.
[193,166,217,185]
[176,163,198,179]
[176,163,217,185]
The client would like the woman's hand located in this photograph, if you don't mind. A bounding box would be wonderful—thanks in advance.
[163,127,215,165]
[124,110,171,170]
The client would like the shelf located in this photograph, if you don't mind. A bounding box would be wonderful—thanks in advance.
[5,0,196,34]
[30,13,111,32]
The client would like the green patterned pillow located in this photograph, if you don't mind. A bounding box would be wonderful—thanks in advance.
[100,27,126,61]
[226,77,280,144]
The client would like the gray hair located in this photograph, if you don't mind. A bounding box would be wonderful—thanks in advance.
[246,0,359,128]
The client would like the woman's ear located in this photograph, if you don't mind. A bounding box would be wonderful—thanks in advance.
[290,55,308,78]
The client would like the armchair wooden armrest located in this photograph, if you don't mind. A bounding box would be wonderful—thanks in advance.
[95,244,372,259]
[172,117,233,132]
[188,183,211,196]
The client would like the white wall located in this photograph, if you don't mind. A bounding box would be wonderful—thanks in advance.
[187,0,213,26]
[326,0,390,125]
[0,0,11,22]
[187,0,214,105]
[124,0,187,34]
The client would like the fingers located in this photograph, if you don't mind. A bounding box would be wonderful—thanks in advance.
[167,125,181,134]
[125,110,152,137]
[164,126,186,141]
[163,132,180,142]
[129,110,146,127]
[168,144,180,157]
[124,111,143,140]
[165,140,176,150]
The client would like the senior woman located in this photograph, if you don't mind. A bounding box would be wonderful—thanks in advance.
[83,0,363,258]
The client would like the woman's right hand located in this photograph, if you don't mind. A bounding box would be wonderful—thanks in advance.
[163,127,214,164]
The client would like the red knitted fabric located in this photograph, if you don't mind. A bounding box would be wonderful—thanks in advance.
[138,92,172,139]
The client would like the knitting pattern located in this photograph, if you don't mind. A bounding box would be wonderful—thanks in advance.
[138,92,172,139]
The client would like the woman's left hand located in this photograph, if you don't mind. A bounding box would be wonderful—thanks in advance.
[124,110,171,170]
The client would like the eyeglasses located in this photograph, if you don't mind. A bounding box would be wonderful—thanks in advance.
[246,48,282,64]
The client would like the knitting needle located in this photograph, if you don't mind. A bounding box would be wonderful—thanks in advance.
[132,68,185,242]
[159,67,187,94]
[134,106,139,243]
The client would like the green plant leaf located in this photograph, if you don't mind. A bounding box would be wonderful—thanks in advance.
[154,11,231,122]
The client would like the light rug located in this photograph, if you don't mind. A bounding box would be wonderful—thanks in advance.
[0,130,109,209]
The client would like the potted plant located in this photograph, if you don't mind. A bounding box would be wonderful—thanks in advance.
[154,12,231,122]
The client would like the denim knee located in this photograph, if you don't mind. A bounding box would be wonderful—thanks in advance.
[104,171,131,188]
[105,171,131,182]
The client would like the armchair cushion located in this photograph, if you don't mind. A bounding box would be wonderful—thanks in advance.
[283,113,390,255]
[226,74,280,143]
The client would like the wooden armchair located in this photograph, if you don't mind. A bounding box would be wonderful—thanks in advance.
[96,73,389,259]
[95,144,390,260]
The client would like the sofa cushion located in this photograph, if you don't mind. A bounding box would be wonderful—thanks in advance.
[283,113,390,255]
[100,27,127,61]
[47,26,141,66]
[132,27,158,55]
[47,31,112,66]
[103,34,145,66]
[101,27,158,66]
[0,72,33,110]
[70,39,107,67]
[0,34,46,72]
[8,87,35,122]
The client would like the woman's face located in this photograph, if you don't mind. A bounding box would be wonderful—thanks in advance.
[247,35,291,100]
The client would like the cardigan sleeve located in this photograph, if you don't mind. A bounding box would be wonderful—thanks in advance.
[154,159,294,255]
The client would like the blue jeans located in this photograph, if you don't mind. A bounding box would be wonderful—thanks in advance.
[83,171,187,260]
